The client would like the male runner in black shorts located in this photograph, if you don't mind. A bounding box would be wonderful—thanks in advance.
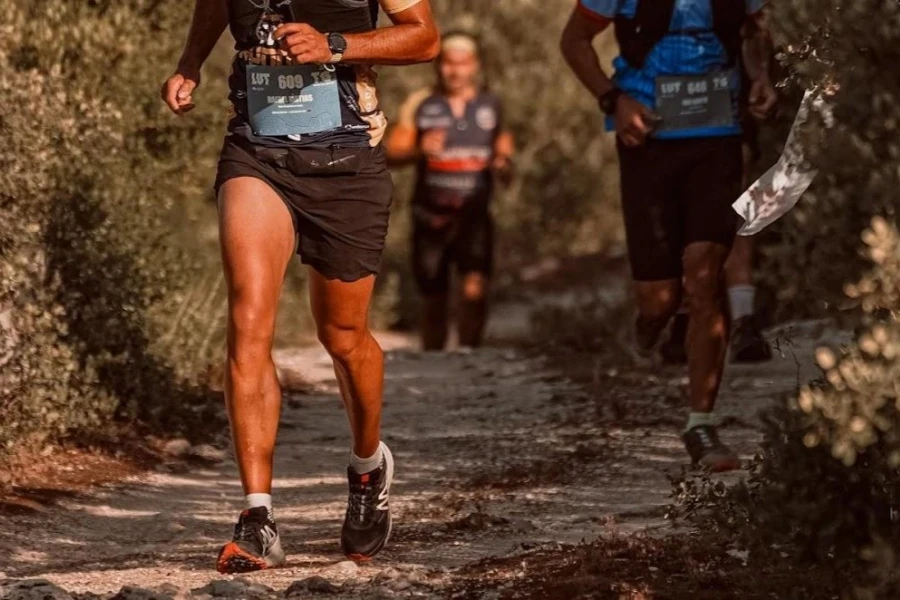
[162,0,438,572]
[561,0,775,471]
[661,64,774,365]
[385,32,514,350]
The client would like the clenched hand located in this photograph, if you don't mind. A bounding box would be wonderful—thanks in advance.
[274,23,332,64]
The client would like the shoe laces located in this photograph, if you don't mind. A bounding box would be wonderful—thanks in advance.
[693,425,718,450]
[234,512,268,542]
[348,475,379,525]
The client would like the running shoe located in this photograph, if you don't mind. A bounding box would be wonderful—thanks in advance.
[216,506,285,574]
[626,315,668,364]
[660,312,689,365]
[341,442,394,561]
[682,425,740,472]
[730,316,772,363]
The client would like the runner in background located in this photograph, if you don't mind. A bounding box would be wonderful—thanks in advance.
[162,0,439,573]
[561,0,776,471]
[385,32,514,350]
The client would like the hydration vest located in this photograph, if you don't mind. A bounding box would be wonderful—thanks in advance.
[614,0,746,69]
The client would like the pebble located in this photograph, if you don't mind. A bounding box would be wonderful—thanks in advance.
[191,444,226,463]
[322,560,359,578]
[109,586,173,600]
[285,577,340,596]
[0,579,75,600]
[193,579,274,599]
[162,438,192,458]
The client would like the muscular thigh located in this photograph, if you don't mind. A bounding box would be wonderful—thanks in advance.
[218,177,296,309]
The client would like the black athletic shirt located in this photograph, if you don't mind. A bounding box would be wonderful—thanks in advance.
[225,0,419,148]
[397,89,503,211]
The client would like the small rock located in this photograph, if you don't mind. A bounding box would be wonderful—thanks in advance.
[191,444,226,463]
[194,579,274,599]
[479,593,501,600]
[362,586,394,600]
[509,518,537,533]
[162,438,192,457]
[0,579,74,600]
[285,577,339,596]
[110,586,173,600]
[373,568,400,583]
[323,560,359,578]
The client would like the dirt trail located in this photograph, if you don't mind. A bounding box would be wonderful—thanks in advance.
[0,318,845,599]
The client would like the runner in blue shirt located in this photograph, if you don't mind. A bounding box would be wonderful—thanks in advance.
[560,0,776,472]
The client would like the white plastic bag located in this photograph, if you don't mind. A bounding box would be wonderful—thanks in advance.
[733,90,832,236]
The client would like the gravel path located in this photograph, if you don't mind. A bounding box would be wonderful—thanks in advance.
[0,319,843,599]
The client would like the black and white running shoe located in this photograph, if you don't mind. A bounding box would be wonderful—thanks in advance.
[683,425,740,473]
[341,442,394,561]
[730,316,772,363]
[216,506,285,574]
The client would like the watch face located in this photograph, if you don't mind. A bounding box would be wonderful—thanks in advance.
[329,33,347,54]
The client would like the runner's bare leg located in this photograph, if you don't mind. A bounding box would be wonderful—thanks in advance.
[422,294,450,350]
[683,242,731,412]
[458,272,489,347]
[309,271,383,458]
[219,177,295,495]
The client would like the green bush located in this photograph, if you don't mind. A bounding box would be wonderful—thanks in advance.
[0,0,225,454]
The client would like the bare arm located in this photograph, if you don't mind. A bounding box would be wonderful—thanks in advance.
[560,7,654,146]
[384,125,420,166]
[493,130,515,187]
[742,7,773,84]
[275,1,440,66]
[560,8,615,101]
[743,6,777,119]
[161,0,228,115]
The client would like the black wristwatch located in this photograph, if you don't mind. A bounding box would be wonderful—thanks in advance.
[599,88,623,115]
[327,32,347,63]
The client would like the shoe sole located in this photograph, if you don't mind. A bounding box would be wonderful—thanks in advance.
[216,537,286,574]
[343,442,394,562]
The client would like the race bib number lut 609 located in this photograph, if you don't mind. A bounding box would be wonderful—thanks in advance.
[246,64,343,137]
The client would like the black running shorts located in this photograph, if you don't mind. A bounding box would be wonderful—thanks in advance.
[617,136,742,282]
[214,136,394,283]
[411,203,494,296]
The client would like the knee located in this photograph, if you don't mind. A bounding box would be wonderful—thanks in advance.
[684,255,726,311]
[318,323,369,364]
[635,284,680,321]
[228,294,276,363]
[461,274,487,302]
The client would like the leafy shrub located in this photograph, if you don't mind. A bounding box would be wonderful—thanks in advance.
[0,0,224,454]
[674,218,900,599]
[757,0,900,319]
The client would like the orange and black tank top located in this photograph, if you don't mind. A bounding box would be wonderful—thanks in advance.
[411,90,503,207]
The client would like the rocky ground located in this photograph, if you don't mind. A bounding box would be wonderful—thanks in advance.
[0,314,845,599]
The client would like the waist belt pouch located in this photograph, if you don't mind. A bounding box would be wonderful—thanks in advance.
[285,145,377,177]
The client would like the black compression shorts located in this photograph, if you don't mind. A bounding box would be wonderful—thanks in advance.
[214,136,394,283]
[617,136,742,282]
[411,203,494,296]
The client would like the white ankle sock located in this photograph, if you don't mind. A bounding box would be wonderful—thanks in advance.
[245,493,273,516]
[350,442,384,475]
[685,412,716,433]
[728,285,756,321]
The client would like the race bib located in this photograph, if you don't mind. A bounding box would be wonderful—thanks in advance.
[246,64,343,137]
[655,71,735,133]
